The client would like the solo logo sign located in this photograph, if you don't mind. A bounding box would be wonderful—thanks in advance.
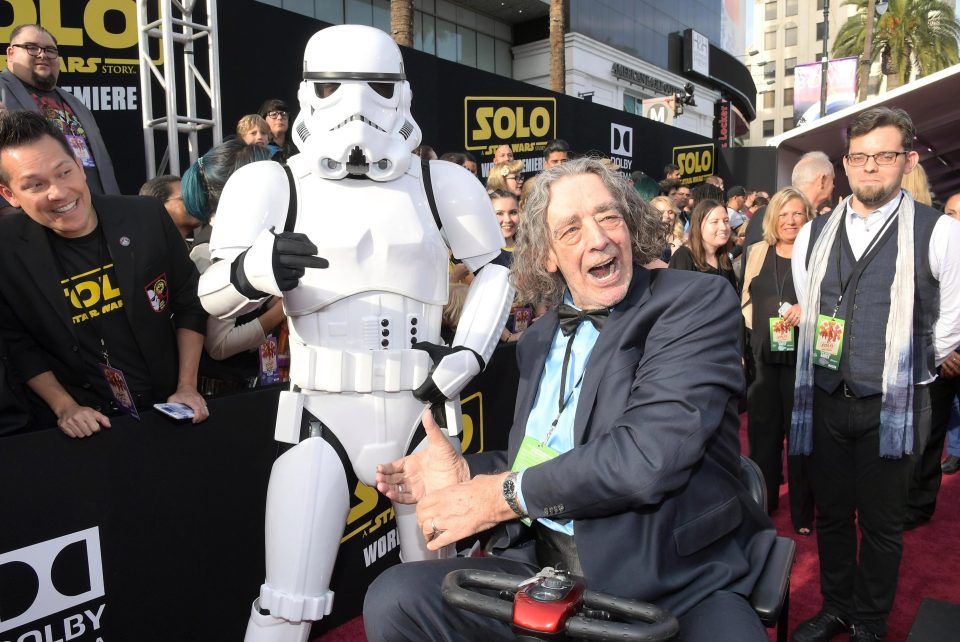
[464,97,556,156]
[0,528,106,637]
[672,143,715,184]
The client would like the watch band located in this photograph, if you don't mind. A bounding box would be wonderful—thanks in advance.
[502,471,527,518]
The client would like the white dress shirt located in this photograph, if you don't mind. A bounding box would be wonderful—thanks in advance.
[793,191,960,365]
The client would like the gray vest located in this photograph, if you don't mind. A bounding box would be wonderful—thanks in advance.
[807,203,940,396]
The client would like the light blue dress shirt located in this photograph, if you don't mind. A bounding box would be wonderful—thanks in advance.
[515,297,600,535]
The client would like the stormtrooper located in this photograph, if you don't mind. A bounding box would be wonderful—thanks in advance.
[198,25,513,642]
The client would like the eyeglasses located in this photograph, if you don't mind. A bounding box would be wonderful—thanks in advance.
[10,43,59,58]
[266,110,288,119]
[845,151,907,167]
[505,175,524,182]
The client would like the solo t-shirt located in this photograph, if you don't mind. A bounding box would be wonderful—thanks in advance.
[48,226,153,407]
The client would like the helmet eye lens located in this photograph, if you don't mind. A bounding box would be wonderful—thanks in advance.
[315,82,341,99]
[369,82,395,99]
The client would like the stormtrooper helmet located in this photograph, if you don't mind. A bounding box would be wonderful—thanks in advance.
[292,25,422,181]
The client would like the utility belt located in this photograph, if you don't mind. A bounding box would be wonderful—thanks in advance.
[533,522,582,577]
[289,345,431,392]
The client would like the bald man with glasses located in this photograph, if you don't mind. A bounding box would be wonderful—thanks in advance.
[0,24,119,199]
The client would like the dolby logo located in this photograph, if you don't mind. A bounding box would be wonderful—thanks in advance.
[0,528,105,634]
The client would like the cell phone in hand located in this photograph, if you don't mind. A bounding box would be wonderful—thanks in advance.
[153,402,195,423]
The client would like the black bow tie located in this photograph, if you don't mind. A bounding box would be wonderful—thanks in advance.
[557,303,610,337]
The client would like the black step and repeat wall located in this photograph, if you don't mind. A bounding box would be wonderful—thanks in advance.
[0,345,520,641]
[0,1,748,195]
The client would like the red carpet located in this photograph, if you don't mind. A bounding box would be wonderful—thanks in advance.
[315,416,960,641]
[761,440,960,641]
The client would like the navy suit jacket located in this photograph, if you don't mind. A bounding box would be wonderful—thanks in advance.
[469,267,775,616]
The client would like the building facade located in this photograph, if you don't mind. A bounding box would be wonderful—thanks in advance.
[745,0,854,144]
[255,0,755,142]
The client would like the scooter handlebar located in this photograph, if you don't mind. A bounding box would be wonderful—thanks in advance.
[442,569,680,642]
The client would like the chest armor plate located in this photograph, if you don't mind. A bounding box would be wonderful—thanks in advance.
[282,172,449,316]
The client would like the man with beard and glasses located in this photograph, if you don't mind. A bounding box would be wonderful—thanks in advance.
[790,107,960,642]
[0,24,119,200]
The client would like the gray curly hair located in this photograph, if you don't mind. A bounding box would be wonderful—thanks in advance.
[511,157,666,308]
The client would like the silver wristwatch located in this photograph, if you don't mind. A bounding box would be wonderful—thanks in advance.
[502,471,527,518]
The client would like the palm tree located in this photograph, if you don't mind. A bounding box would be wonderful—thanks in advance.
[391,0,414,47]
[550,0,565,93]
[833,0,960,92]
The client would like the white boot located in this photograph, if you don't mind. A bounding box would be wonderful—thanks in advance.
[243,599,312,642]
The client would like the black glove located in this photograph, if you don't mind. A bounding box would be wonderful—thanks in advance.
[231,229,329,298]
[271,230,329,291]
[411,341,484,405]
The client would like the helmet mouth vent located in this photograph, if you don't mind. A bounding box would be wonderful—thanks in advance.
[346,146,370,174]
[399,121,414,140]
[332,114,386,133]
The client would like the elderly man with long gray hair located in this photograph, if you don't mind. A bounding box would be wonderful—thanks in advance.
[363,157,775,642]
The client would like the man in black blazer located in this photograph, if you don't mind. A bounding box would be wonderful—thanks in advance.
[0,111,208,437]
[363,158,775,641]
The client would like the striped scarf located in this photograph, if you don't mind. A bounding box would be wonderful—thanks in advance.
[790,193,915,459]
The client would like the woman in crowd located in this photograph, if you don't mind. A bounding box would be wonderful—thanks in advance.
[490,188,520,255]
[667,198,737,292]
[649,195,684,258]
[258,98,297,162]
[902,162,933,206]
[486,159,525,198]
[488,189,528,343]
[181,139,286,394]
[740,186,815,534]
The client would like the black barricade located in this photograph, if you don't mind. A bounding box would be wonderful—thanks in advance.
[0,344,518,641]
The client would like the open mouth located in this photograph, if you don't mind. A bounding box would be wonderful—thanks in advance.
[588,256,618,280]
[331,114,386,132]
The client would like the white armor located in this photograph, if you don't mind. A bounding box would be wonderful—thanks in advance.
[198,25,513,642]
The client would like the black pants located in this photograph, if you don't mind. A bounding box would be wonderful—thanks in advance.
[809,385,929,635]
[747,360,814,528]
[362,555,768,642]
[906,375,960,522]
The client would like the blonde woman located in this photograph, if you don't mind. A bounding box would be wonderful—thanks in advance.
[741,186,815,534]
[649,195,684,257]
[901,162,933,206]
[485,159,525,197]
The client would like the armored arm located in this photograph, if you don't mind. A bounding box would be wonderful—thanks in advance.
[413,161,513,402]
[198,162,327,318]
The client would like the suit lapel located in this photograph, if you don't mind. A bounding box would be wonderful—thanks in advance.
[508,309,557,459]
[15,217,76,337]
[572,268,653,443]
[94,198,138,327]
[1,72,40,113]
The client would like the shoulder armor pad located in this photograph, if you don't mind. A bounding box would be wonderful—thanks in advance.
[210,161,291,259]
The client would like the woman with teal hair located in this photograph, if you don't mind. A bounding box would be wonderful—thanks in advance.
[181,139,284,395]
[631,170,660,200]
[181,138,273,230]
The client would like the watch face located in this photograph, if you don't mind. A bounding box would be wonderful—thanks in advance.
[503,477,516,497]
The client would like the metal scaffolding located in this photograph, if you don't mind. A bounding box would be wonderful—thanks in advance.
[136,0,221,177]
